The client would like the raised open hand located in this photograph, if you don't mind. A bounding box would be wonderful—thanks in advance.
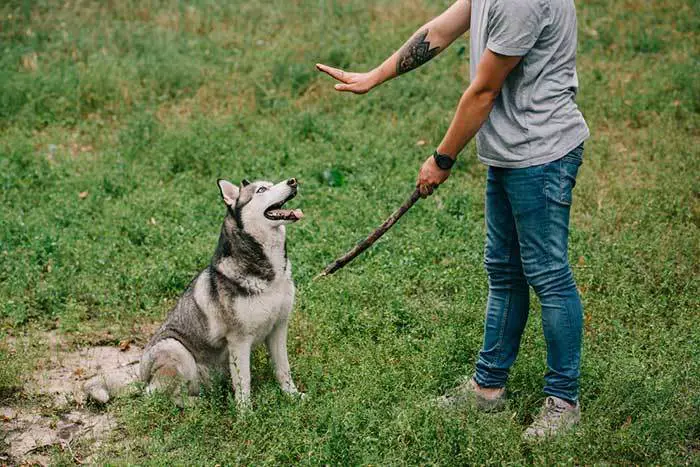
[315,63,380,94]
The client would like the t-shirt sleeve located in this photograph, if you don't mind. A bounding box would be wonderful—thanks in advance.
[486,0,551,56]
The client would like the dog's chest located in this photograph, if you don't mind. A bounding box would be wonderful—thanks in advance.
[233,274,294,339]
[194,262,294,347]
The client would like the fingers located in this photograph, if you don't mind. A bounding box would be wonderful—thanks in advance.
[334,83,367,94]
[317,63,374,94]
[417,183,436,198]
[316,63,350,83]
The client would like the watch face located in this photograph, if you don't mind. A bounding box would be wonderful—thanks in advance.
[435,154,453,169]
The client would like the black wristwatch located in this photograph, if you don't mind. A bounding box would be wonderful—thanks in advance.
[433,150,456,170]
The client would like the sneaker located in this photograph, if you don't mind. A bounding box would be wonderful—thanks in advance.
[523,396,580,440]
[436,378,506,412]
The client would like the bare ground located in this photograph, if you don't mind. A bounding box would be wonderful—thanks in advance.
[1,333,142,465]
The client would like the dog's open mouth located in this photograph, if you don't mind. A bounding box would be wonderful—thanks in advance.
[264,191,304,222]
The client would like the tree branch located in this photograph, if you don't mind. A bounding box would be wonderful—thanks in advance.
[314,188,422,279]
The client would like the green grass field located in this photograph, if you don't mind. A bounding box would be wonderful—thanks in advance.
[1,0,699,464]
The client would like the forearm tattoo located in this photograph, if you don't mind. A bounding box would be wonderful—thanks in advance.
[396,29,440,75]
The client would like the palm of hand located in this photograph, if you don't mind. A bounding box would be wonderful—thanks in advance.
[316,64,377,94]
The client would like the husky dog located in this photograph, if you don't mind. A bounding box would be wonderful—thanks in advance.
[85,178,304,407]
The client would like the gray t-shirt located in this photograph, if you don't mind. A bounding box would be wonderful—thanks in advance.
[470,0,590,168]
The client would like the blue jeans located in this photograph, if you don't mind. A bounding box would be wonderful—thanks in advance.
[473,144,584,403]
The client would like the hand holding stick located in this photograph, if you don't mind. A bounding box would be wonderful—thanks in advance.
[314,187,422,279]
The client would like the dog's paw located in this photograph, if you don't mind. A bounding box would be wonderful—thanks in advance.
[83,377,111,404]
[173,394,199,409]
[235,398,253,413]
[285,389,307,401]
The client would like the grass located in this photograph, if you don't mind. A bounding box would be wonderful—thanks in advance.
[1,0,699,464]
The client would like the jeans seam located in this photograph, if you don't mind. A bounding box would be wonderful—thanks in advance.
[495,287,511,366]
[559,159,565,204]
[561,290,577,401]
[494,220,516,366]
[542,168,552,270]
[568,299,576,374]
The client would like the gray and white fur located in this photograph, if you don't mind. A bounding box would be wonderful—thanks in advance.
[84,178,304,407]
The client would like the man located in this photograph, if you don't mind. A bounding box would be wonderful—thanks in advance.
[316,0,589,440]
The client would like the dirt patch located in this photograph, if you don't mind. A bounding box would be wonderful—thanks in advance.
[1,407,115,465]
[1,334,142,465]
[28,342,141,407]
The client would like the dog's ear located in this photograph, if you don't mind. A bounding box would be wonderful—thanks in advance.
[217,179,239,207]
[241,179,251,187]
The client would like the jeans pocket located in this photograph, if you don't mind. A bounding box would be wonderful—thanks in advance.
[559,163,579,205]
[560,148,583,205]
[544,146,583,206]
[562,143,584,167]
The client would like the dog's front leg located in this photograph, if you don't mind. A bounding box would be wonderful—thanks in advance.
[265,319,301,396]
[227,338,253,408]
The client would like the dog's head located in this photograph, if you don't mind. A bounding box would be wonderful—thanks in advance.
[217,178,304,229]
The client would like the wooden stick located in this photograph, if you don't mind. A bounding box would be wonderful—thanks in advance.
[314,187,422,279]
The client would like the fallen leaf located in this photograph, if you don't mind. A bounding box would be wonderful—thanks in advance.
[73,367,85,378]
[78,191,89,199]
[578,256,585,266]
[621,415,632,428]
[416,140,426,147]
[21,52,38,72]
[150,217,157,225]
[584,27,599,38]
[1,407,17,421]
[119,340,131,352]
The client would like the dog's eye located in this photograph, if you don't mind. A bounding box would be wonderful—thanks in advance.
[256,187,267,194]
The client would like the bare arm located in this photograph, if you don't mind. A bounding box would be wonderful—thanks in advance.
[316,0,471,94]
[416,49,522,196]
[436,50,521,157]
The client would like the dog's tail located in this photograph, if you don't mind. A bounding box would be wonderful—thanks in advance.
[83,361,140,403]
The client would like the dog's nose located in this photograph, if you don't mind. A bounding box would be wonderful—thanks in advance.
[287,178,297,187]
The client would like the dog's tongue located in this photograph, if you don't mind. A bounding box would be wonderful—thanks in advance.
[269,208,304,220]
